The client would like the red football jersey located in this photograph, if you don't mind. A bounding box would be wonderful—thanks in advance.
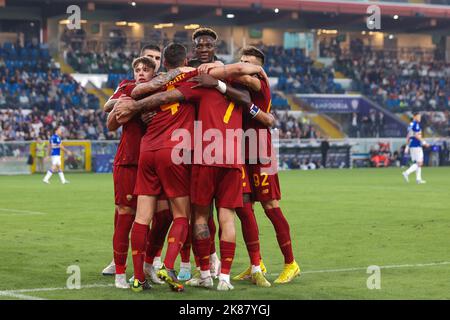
[140,70,198,152]
[177,83,243,168]
[111,80,146,166]
[243,78,272,161]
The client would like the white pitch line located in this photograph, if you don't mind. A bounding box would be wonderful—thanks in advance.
[2,261,449,299]
[0,291,46,300]
[1,283,114,294]
[0,284,113,300]
[0,208,47,215]
[267,261,450,276]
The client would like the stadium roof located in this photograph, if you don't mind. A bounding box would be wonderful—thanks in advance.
[3,0,450,33]
[9,0,449,17]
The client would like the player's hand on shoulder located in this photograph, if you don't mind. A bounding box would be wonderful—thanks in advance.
[179,66,196,74]
[188,74,218,89]
[197,61,223,74]
[115,98,137,124]
[141,111,157,125]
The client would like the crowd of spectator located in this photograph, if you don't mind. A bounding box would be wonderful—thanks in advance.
[349,110,387,138]
[274,111,319,139]
[334,45,450,112]
[261,45,345,94]
[0,42,99,111]
[0,107,117,142]
[65,49,137,74]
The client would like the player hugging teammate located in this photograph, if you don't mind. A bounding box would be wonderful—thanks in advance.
[104,28,300,292]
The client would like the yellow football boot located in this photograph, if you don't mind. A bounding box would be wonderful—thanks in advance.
[251,271,271,287]
[274,261,300,284]
[233,260,268,281]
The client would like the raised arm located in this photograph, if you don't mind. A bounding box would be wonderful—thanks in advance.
[131,67,195,99]
[208,62,263,80]
[233,75,262,92]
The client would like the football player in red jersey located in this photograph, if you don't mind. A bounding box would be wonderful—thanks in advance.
[233,46,300,284]
[186,27,224,279]
[115,59,268,291]
[103,56,155,289]
[101,44,189,281]
[123,44,199,293]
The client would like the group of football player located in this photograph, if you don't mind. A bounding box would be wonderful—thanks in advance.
[101,27,300,292]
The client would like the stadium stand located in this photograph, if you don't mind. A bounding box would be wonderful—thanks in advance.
[333,46,450,112]
[0,42,99,111]
[0,107,114,141]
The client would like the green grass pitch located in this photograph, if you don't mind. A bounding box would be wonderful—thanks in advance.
[1,168,449,300]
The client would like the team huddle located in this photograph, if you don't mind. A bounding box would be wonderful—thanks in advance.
[101,28,300,292]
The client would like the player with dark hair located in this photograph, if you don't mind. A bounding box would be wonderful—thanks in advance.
[115,58,267,291]
[42,127,71,184]
[101,46,191,282]
[232,46,301,284]
[122,43,198,293]
[182,27,224,281]
[188,27,221,68]
[403,112,429,184]
[141,44,162,73]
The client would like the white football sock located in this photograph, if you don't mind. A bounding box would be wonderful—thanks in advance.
[405,163,418,175]
[58,171,66,183]
[180,262,191,270]
[416,166,422,181]
[251,265,262,274]
[219,273,230,283]
[210,252,218,262]
[200,270,211,279]
[44,170,53,181]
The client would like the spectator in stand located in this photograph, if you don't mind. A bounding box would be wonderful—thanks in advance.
[350,112,360,138]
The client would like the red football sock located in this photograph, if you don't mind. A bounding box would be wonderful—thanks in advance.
[236,202,261,266]
[164,217,188,270]
[131,222,149,282]
[194,255,200,268]
[208,214,216,255]
[113,213,135,274]
[264,207,294,264]
[219,240,236,275]
[114,208,119,230]
[145,209,172,264]
[194,238,211,271]
[180,221,192,263]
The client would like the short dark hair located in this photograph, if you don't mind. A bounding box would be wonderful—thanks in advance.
[241,46,265,65]
[192,27,218,42]
[163,43,187,69]
[132,56,156,70]
[413,111,420,116]
[140,44,161,55]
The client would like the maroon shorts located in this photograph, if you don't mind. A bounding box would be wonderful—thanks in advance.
[113,165,138,209]
[248,163,281,202]
[134,149,190,198]
[191,165,243,209]
[242,165,252,195]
